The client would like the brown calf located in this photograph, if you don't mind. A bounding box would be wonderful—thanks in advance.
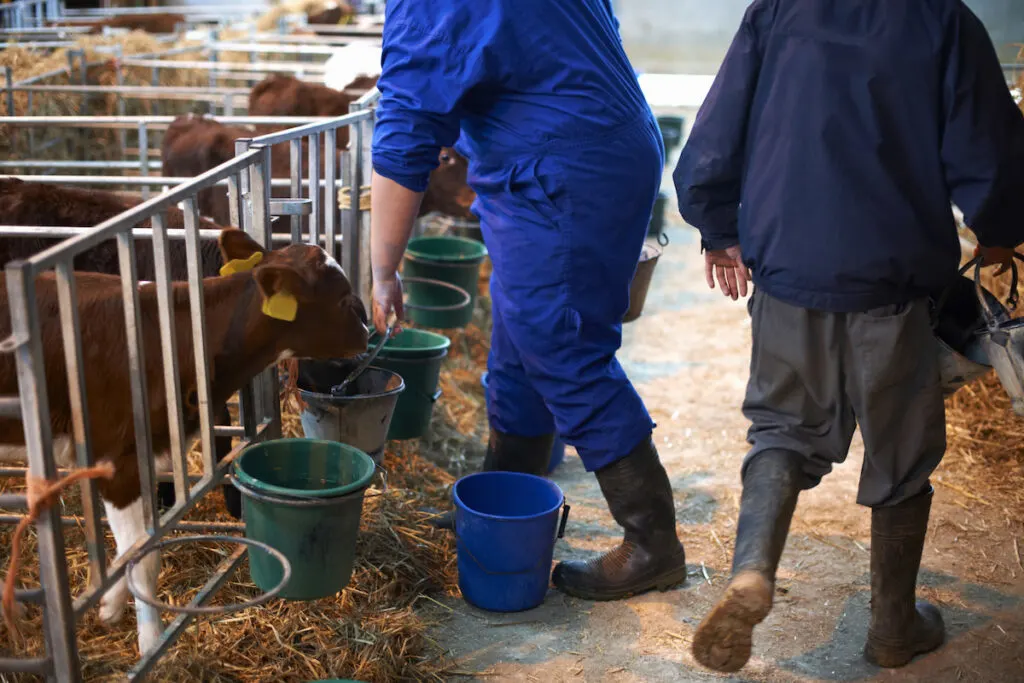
[50,12,187,35]
[0,178,225,281]
[161,114,343,227]
[161,114,476,225]
[0,177,240,517]
[0,228,368,655]
[306,0,354,25]
[248,75,359,146]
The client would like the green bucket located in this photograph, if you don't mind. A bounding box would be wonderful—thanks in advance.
[403,235,488,328]
[368,329,450,440]
[232,439,376,600]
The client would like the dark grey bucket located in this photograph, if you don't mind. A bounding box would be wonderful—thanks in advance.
[296,362,405,465]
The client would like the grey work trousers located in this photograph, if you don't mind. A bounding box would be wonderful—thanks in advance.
[742,289,946,508]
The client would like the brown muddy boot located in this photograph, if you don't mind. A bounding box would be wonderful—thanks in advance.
[864,487,945,668]
[427,429,554,530]
[551,436,687,600]
[692,449,803,673]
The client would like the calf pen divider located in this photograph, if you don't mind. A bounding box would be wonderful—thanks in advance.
[0,94,379,680]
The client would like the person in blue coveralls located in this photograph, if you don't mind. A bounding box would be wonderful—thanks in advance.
[368,0,688,600]
[673,0,1024,674]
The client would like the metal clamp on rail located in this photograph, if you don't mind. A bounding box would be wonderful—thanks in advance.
[269,197,313,217]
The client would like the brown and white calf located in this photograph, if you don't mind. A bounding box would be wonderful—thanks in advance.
[0,228,369,654]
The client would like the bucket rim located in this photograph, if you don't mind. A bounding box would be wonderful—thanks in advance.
[233,438,376,499]
[371,328,452,356]
[406,234,489,263]
[453,471,565,522]
[295,365,406,402]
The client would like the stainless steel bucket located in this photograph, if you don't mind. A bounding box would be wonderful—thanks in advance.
[932,256,1009,396]
[972,255,1024,415]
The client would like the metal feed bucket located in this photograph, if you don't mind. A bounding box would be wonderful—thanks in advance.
[972,255,1024,415]
[932,254,1024,411]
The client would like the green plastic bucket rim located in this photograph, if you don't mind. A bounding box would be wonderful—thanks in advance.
[406,235,489,263]
[233,438,376,499]
[370,328,452,356]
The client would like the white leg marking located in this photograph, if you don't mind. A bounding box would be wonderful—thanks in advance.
[103,498,162,655]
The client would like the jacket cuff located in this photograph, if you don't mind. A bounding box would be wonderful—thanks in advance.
[371,162,430,194]
[700,236,740,252]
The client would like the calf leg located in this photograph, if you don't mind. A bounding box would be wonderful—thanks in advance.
[102,498,162,655]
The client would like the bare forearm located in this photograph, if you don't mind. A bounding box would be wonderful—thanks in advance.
[370,171,424,282]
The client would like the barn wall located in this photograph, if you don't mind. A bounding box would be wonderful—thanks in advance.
[614,0,1024,74]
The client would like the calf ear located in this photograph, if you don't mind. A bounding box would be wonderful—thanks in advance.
[218,228,266,264]
[253,262,314,304]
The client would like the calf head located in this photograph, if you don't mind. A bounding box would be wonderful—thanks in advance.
[422,148,476,219]
[219,229,368,359]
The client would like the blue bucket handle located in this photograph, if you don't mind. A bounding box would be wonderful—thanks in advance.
[456,503,570,576]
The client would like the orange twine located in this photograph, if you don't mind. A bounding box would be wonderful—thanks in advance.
[2,461,116,641]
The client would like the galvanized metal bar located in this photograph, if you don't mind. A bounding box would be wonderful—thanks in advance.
[308,132,321,247]
[0,114,341,128]
[289,137,302,243]
[23,148,262,272]
[0,514,245,533]
[53,259,107,591]
[250,148,282,439]
[0,160,164,170]
[149,212,190,508]
[6,261,80,682]
[128,544,246,680]
[121,57,328,74]
[324,127,337,257]
[115,47,127,156]
[181,196,218,478]
[5,66,14,116]
[0,493,28,510]
[115,233,158,533]
[348,103,368,305]
[0,396,23,418]
[248,111,366,146]
[0,226,290,244]
[138,122,149,200]
[7,175,336,189]
[0,656,52,675]
[340,147,356,282]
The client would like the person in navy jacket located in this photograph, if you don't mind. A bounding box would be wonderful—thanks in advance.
[369,0,687,599]
[674,0,1024,673]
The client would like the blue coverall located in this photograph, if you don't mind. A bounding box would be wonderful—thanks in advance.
[372,0,663,471]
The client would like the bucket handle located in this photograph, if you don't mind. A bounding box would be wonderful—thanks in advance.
[455,503,570,576]
[974,253,1024,329]
[401,276,472,313]
[657,232,669,248]
[125,535,291,615]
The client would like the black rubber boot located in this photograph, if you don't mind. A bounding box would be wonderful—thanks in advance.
[550,436,687,600]
[427,429,554,530]
[692,449,804,673]
[864,487,945,668]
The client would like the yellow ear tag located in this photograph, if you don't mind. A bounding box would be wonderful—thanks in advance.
[262,291,298,322]
[219,251,263,276]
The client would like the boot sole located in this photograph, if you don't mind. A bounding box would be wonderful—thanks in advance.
[692,571,773,674]
[552,561,688,601]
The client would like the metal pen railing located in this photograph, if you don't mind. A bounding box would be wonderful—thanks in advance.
[0,89,380,679]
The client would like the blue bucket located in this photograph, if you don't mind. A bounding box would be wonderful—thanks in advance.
[480,372,566,473]
[454,471,570,612]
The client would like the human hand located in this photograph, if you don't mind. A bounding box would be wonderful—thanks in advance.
[974,245,1019,276]
[705,245,751,300]
[372,273,404,335]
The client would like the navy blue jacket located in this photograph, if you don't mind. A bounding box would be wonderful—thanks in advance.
[372,0,648,193]
[674,0,1024,312]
